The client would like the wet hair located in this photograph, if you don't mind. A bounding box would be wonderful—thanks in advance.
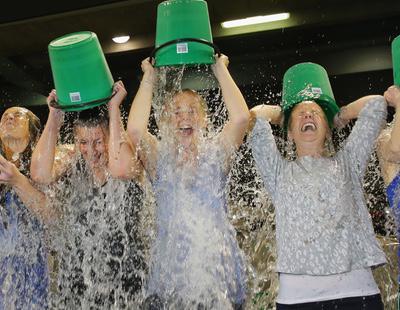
[158,88,208,128]
[0,107,42,175]
[72,106,109,134]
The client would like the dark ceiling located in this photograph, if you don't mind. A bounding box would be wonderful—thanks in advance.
[1,0,400,122]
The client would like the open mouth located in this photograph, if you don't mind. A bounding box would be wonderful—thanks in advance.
[301,122,317,132]
[178,126,194,136]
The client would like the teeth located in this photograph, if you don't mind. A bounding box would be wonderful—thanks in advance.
[301,122,316,132]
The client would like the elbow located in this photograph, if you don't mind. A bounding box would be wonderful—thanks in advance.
[388,142,400,159]
[109,162,139,180]
[368,95,386,107]
[110,168,131,180]
[233,110,251,128]
[127,126,142,146]
[30,163,49,185]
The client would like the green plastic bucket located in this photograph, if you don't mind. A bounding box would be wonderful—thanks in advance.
[152,0,217,67]
[392,34,400,86]
[48,31,114,112]
[281,62,339,129]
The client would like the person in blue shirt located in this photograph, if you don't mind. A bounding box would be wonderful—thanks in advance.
[377,85,400,284]
[0,107,49,309]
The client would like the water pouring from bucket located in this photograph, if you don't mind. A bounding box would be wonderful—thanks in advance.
[48,31,114,112]
[150,0,220,67]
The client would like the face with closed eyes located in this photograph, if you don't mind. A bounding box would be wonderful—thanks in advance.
[0,107,31,142]
[288,101,329,149]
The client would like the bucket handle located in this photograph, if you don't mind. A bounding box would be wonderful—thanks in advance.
[149,38,221,64]
[49,95,114,111]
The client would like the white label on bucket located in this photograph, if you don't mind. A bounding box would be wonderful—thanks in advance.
[311,87,323,95]
[70,92,82,102]
[176,43,189,54]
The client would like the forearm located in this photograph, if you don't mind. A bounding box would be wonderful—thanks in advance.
[12,173,57,223]
[109,105,140,179]
[215,65,250,126]
[339,95,381,121]
[385,104,400,159]
[30,112,60,183]
[343,96,387,176]
[250,105,282,126]
[127,72,154,145]
[249,119,283,194]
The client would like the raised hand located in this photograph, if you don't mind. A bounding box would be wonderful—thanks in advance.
[109,80,128,109]
[0,154,22,186]
[47,89,64,126]
[384,85,400,109]
[212,54,229,77]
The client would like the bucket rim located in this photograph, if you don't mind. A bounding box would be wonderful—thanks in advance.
[49,31,96,49]
[49,94,112,112]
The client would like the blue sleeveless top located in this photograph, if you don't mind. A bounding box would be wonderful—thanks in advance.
[386,172,400,283]
[0,191,48,309]
[146,140,247,306]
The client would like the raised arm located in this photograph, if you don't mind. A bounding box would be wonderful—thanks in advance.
[340,96,387,178]
[249,118,284,197]
[377,85,400,185]
[30,90,70,184]
[250,104,282,131]
[127,58,158,178]
[0,155,57,223]
[379,86,400,162]
[108,81,142,180]
[334,95,381,128]
[213,55,250,153]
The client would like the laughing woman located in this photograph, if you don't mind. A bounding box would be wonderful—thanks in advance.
[0,107,49,308]
[124,55,250,308]
[250,62,388,310]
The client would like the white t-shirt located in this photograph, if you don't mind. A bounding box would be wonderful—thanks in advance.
[277,268,380,304]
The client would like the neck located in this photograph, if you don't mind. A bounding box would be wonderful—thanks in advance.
[2,137,29,161]
[176,141,198,166]
[91,166,108,186]
[295,141,325,158]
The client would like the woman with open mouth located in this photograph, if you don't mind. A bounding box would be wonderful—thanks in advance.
[122,54,250,308]
[250,62,388,310]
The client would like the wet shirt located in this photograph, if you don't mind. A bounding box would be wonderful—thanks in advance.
[250,97,387,275]
[386,171,400,283]
[146,139,247,307]
[52,174,145,309]
[0,190,48,309]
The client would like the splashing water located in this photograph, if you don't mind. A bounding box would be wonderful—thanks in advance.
[1,67,398,310]
[142,65,250,309]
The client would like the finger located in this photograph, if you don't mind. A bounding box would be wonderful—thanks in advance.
[0,154,7,165]
[0,159,9,171]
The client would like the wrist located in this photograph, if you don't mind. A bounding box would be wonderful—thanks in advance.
[10,170,25,188]
[49,110,64,126]
[143,71,154,81]
[392,101,400,110]
[108,104,121,116]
